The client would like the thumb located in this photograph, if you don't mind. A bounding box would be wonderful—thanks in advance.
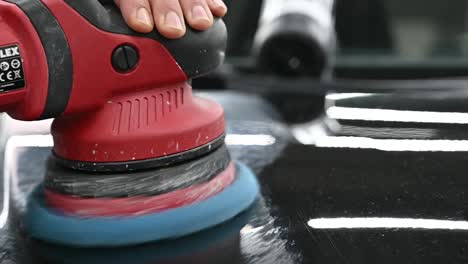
[117,0,154,33]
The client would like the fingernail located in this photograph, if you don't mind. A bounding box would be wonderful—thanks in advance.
[191,5,209,20]
[212,0,226,9]
[136,7,152,27]
[165,11,183,30]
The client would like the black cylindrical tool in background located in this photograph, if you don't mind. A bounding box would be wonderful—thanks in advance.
[252,0,336,123]
[253,0,336,79]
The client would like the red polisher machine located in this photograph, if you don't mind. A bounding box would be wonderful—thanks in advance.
[0,0,259,247]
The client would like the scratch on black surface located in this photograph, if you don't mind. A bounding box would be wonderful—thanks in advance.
[324,231,350,264]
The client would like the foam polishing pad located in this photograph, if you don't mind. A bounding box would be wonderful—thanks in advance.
[29,205,254,264]
[23,162,259,247]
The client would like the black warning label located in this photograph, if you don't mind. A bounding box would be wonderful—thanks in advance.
[0,45,25,92]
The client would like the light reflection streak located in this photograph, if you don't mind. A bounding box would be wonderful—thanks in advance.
[226,134,276,146]
[327,106,468,124]
[308,217,468,230]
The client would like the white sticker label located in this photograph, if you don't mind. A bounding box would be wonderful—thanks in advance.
[0,45,25,92]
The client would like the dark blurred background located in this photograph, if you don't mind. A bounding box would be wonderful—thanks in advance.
[222,0,468,79]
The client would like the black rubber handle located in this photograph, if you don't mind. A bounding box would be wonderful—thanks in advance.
[64,0,227,78]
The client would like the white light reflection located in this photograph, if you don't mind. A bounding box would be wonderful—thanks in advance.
[326,93,373,101]
[0,135,53,228]
[292,117,341,145]
[308,217,468,230]
[328,106,468,124]
[315,136,468,152]
[240,224,265,235]
[226,134,276,146]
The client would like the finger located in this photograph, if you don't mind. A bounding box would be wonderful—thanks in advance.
[207,0,227,17]
[118,0,154,33]
[180,0,213,31]
[150,0,186,39]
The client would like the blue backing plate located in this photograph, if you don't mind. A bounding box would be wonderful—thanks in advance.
[24,162,259,247]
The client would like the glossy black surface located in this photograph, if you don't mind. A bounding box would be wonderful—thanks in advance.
[1,91,468,263]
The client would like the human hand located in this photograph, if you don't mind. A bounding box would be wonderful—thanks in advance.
[114,0,227,39]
